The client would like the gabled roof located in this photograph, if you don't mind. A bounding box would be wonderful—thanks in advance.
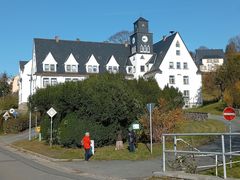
[34,38,130,74]
[134,17,148,23]
[148,32,177,72]
[19,61,28,71]
[195,49,225,65]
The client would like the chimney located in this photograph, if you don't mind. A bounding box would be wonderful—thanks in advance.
[55,36,60,43]
[76,38,80,42]
[169,31,175,35]
[162,35,167,41]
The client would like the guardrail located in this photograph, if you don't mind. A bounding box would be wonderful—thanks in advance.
[162,133,240,179]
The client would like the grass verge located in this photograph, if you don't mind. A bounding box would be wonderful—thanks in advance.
[12,119,227,160]
[186,101,226,115]
[200,157,240,179]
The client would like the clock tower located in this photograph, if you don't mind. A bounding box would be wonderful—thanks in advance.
[130,17,153,55]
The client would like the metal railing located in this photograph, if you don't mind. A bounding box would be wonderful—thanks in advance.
[162,133,240,179]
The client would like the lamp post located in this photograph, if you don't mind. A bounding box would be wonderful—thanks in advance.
[34,107,38,137]
[28,74,32,141]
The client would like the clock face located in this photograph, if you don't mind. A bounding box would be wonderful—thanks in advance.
[142,35,148,43]
[132,37,135,44]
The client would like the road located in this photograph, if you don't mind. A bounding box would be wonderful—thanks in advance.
[0,142,96,180]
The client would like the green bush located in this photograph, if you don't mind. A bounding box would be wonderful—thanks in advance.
[58,113,118,147]
[2,113,29,133]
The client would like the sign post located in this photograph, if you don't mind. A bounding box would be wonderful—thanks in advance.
[47,107,57,147]
[147,103,155,154]
[223,107,236,168]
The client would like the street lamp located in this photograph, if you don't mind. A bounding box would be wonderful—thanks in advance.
[34,107,38,137]
[28,74,33,141]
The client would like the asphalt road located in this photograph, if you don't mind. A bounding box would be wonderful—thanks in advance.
[0,144,96,180]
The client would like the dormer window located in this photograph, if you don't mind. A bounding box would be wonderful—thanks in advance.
[65,64,78,72]
[44,64,56,72]
[108,66,119,73]
[42,52,57,72]
[85,54,99,73]
[87,65,98,73]
[64,54,79,73]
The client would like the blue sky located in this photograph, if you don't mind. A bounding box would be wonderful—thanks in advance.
[0,0,239,76]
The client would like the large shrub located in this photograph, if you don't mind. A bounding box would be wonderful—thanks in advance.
[30,73,162,146]
[58,113,118,147]
[2,112,29,133]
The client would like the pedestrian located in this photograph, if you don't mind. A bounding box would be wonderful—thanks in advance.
[128,129,136,152]
[81,132,92,161]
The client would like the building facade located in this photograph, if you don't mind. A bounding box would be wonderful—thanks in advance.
[195,49,225,72]
[19,17,202,108]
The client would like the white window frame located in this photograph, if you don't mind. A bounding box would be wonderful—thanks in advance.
[183,62,188,69]
[176,50,180,56]
[177,62,181,69]
[43,78,50,87]
[51,78,57,86]
[87,65,99,73]
[169,75,175,84]
[183,76,189,85]
[43,64,56,72]
[169,62,174,69]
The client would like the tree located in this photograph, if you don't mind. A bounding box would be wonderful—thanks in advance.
[0,73,11,97]
[107,30,132,44]
[228,34,240,52]
[140,98,185,142]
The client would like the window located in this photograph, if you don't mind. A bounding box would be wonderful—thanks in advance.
[169,75,175,84]
[87,65,99,73]
[183,90,190,103]
[169,62,174,69]
[128,66,133,73]
[176,41,180,47]
[213,59,219,63]
[44,64,50,71]
[183,62,188,69]
[177,62,181,69]
[140,66,145,72]
[51,78,57,86]
[66,65,71,72]
[65,78,71,82]
[176,50,180,56]
[44,64,56,72]
[183,76,189,85]
[183,90,190,98]
[50,64,55,71]
[108,66,118,73]
[72,78,78,82]
[43,78,49,87]
[65,64,78,72]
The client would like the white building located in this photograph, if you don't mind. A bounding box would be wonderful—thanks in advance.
[19,17,202,108]
[195,49,225,72]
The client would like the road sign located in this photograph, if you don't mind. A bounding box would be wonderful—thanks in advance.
[146,103,155,113]
[47,107,57,118]
[3,111,10,121]
[223,107,236,121]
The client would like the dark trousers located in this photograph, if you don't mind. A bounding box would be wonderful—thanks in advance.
[129,142,135,152]
[84,148,92,161]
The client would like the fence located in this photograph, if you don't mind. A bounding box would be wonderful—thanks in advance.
[162,133,240,179]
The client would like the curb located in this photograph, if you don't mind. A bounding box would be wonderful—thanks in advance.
[9,144,84,162]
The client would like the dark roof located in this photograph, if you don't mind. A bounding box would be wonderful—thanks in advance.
[34,38,130,74]
[149,33,177,72]
[134,17,148,23]
[19,61,28,71]
[195,49,225,65]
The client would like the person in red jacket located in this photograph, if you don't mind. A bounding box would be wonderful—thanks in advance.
[81,132,92,161]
